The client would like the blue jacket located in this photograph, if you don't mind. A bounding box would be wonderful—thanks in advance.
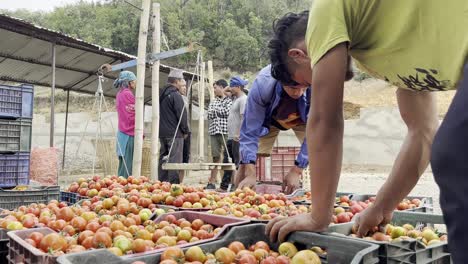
[239,65,310,168]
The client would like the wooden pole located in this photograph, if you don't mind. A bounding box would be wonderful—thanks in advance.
[198,62,206,161]
[207,61,214,101]
[150,3,161,181]
[132,0,151,178]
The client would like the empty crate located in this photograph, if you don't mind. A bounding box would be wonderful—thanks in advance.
[0,152,30,187]
[0,84,33,119]
[0,118,32,153]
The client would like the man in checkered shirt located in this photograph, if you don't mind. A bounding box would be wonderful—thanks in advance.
[206,79,233,189]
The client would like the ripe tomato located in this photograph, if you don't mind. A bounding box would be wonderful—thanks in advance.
[291,250,320,264]
[71,216,87,232]
[228,241,245,254]
[62,225,76,236]
[161,247,185,262]
[67,245,86,253]
[165,214,177,224]
[237,254,257,264]
[39,233,67,252]
[255,241,270,251]
[254,249,269,261]
[191,219,204,231]
[215,247,236,264]
[57,207,75,222]
[276,255,291,264]
[162,226,176,236]
[109,220,125,232]
[29,232,44,245]
[78,230,94,244]
[260,256,279,264]
[86,221,101,233]
[92,232,112,248]
[132,238,147,253]
[152,229,167,243]
[96,227,113,237]
[185,246,206,262]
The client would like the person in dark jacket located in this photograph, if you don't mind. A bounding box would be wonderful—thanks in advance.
[158,69,190,183]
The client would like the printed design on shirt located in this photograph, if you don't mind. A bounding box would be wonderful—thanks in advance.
[394,68,450,91]
[126,104,135,112]
[274,112,304,129]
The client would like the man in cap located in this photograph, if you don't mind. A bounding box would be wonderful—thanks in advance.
[236,65,310,194]
[219,76,249,191]
[158,69,190,184]
[206,79,233,189]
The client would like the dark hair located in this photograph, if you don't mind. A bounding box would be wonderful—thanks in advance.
[268,11,309,85]
[168,77,183,84]
[214,79,228,88]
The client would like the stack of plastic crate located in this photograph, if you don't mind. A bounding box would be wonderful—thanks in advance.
[0,84,33,188]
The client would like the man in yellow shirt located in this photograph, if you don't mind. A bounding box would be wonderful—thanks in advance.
[265,2,468,263]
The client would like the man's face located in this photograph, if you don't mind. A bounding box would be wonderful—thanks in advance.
[283,85,308,99]
[213,84,225,97]
[176,79,187,95]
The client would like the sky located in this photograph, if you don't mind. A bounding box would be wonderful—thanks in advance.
[0,0,95,12]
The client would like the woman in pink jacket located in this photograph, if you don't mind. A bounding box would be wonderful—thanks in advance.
[114,71,137,178]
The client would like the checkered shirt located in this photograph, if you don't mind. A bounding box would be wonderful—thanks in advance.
[207,96,232,135]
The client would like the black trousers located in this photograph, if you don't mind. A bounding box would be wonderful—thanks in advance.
[158,137,183,184]
[431,64,468,264]
[221,139,240,190]
[183,133,191,163]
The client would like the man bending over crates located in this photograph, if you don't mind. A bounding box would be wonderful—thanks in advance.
[236,64,311,194]
[264,3,468,263]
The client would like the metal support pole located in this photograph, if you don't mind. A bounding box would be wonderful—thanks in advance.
[62,89,70,170]
[50,43,56,147]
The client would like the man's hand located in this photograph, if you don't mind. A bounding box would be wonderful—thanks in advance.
[266,213,329,243]
[353,203,393,237]
[282,166,302,194]
[236,164,256,189]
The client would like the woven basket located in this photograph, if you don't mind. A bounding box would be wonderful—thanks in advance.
[141,140,152,177]
[97,139,119,176]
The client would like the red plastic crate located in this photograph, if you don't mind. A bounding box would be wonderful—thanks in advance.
[7,227,57,264]
[255,156,266,180]
[254,182,283,194]
[123,211,250,260]
[256,147,301,182]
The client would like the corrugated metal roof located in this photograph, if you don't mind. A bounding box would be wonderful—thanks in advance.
[0,13,199,104]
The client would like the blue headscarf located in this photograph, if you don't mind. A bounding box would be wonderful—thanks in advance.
[113,71,137,89]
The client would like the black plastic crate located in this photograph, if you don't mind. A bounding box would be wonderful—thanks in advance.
[59,191,81,205]
[111,224,378,264]
[0,118,32,153]
[0,186,59,210]
[0,239,6,264]
[328,211,450,264]
[0,152,30,187]
[0,84,33,119]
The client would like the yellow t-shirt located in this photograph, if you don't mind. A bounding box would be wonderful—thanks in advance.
[306,0,468,91]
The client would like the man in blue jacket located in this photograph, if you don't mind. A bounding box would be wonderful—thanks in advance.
[236,65,310,194]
